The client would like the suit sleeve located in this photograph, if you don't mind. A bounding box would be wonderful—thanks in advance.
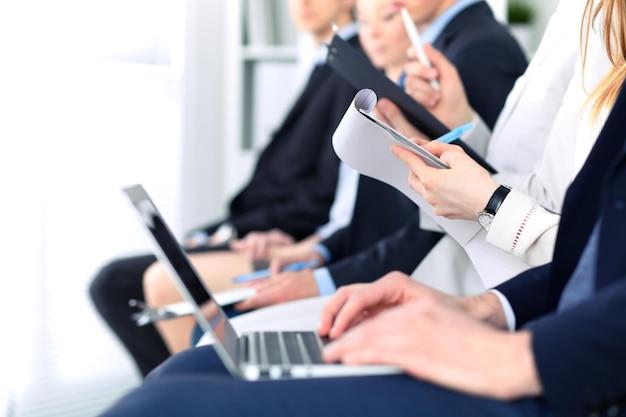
[494,263,553,327]
[319,226,350,262]
[526,279,626,417]
[327,213,443,287]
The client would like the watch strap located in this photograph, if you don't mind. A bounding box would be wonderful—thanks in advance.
[484,185,512,215]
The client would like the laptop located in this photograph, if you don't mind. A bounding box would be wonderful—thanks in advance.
[122,184,402,380]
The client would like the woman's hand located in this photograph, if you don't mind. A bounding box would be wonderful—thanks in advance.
[391,140,498,220]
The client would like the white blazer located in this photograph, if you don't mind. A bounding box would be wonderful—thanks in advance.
[414,0,612,291]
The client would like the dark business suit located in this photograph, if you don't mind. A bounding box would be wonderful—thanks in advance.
[98,81,626,417]
[199,36,363,241]
[324,1,526,287]
[321,175,422,262]
[217,48,356,240]
[496,82,626,417]
[89,35,363,377]
[434,1,527,129]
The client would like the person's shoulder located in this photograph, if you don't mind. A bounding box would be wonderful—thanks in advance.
[344,32,365,55]
[444,1,508,36]
[439,2,526,63]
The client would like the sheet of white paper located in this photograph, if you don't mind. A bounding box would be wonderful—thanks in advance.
[159,287,257,320]
[333,89,480,245]
[332,89,531,287]
[213,287,257,306]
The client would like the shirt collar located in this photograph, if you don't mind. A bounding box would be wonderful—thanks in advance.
[315,21,359,65]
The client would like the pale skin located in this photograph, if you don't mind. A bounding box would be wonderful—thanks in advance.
[143,0,356,354]
[393,139,499,219]
[318,272,543,400]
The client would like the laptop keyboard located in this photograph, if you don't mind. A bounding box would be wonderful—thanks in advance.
[247,331,325,365]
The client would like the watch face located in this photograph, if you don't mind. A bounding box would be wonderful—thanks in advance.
[477,212,494,231]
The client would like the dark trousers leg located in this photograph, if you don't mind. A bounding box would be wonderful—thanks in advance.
[89,244,231,377]
[103,346,553,417]
[89,254,170,377]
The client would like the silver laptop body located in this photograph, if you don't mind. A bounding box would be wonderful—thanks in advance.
[122,184,402,380]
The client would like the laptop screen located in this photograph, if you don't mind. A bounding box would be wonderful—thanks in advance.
[122,184,240,372]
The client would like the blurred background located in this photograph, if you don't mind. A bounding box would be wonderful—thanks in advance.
[0,0,555,416]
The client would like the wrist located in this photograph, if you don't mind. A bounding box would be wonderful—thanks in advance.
[477,184,512,231]
[460,292,508,330]
[311,243,331,264]
[498,331,543,399]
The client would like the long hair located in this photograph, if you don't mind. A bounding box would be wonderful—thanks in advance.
[581,0,626,121]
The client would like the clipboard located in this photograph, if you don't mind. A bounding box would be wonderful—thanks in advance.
[358,109,449,169]
[326,35,497,174]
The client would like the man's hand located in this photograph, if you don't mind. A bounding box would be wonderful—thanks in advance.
[234,269,319,311]
[322,300,542,400]
[391,140,498,220]
[403,44,474,129]
[229,229,295,260]
[318,271,509,339]
[318,272,461,339]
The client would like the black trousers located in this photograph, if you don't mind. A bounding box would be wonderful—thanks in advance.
[89,245,227,377]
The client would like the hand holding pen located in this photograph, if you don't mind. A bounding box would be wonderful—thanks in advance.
[400,8,440,91]
[400,39,476,130]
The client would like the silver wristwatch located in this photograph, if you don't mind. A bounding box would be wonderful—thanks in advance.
[477,185,511,231]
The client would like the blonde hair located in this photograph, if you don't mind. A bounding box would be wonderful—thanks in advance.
[582,0,626,122]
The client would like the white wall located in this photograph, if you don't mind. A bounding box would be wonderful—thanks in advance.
[179,0,227,232]
[526,0,559,51]
[0,0,227,416]
[487,0,507,21]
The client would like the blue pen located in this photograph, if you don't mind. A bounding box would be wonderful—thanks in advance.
[434,123,473,144]
[232,259,320,283]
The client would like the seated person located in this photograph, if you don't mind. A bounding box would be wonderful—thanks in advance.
[143,0,527,354]
[89,0,361,377]
[100,58,626,417]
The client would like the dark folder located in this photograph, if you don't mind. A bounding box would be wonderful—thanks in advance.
[326,35,496,173]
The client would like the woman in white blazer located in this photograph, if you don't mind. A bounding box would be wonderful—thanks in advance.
[383,0,611,286]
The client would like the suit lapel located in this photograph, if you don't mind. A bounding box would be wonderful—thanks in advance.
[549,85,626,300]
[273,64,329,136]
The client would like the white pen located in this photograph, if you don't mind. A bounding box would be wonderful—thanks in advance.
[400,7,441,91]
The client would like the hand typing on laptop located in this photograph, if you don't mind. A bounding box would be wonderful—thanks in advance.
[318,272,539,399]
[234,268,321,311]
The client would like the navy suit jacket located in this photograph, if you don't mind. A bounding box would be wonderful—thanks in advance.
[433,1,527,129]
[496,85,626,417]
[322,176,421,264]
[199,36,362,241]
[325,1,526,286]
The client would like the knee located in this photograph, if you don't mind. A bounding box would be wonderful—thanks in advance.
[144,262,178,306]
[89,260,126,305]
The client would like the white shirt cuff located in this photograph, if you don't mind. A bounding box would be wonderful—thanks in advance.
[488,289,516,331]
